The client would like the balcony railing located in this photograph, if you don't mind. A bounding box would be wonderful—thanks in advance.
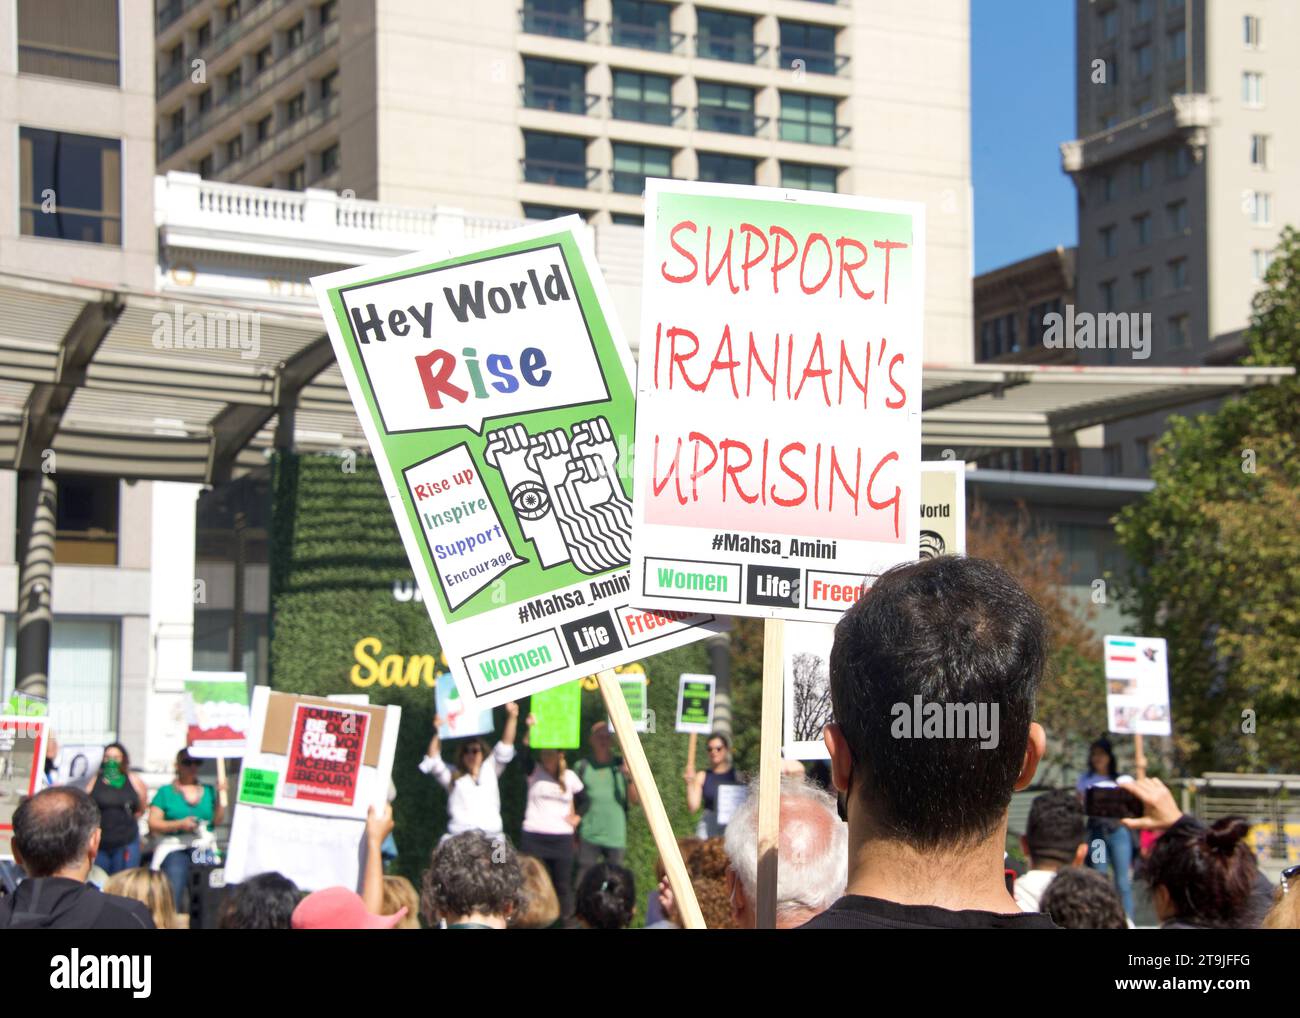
[519,7,600,40]
[608,20,684,53]
[778,119,851,146]
[609,170,666,195]
[777,45,850,76]
[520,84,602,114]
[157,0,203,33]
[219,95,340,179]
[157,0,303,97]
[609,96,685,126]
[696,107,768,136]
[694,36,768,65]
[521,159,601,188]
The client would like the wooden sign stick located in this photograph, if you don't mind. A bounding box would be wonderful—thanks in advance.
[756,618,785,929]
[596,669,705,930]
[215,757,229,811]
[1134,733,1147,780]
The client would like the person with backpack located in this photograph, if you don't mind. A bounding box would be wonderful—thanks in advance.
[573,721,639,893]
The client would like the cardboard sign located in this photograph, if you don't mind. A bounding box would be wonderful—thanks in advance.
[919,460,966,557]
[1104,636,1172,736]
[715,782,748,827]
[311,220,721,710]
[676,674,716,734]
[436,670,494,740]
[630,180,925,623]
[0,716,47,858]
[224,688,400,891]
[183,672,250,758]
[529,680,582,749]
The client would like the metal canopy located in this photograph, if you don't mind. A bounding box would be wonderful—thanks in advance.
[0,271,1292,483]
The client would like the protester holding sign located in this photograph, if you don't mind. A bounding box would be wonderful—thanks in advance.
[574,721,639,890]
[520,712,584,916]
[148,748,225,911]
[685,733,740,839]
[419,701,520,841]
[83,742,149,875]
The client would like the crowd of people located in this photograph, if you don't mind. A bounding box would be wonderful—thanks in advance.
[3,556,1298,931]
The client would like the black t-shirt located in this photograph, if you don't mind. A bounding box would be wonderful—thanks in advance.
[798,894,1060,930]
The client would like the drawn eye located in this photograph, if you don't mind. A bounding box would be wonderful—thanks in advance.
[511,480,551,521]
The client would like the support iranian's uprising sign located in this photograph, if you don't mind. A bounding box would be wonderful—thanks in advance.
[630,180,925,622]
[312,220,718,709]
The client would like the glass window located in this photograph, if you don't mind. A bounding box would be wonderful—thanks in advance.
[611,0,673,51]
[1098,173,1115,202]
[523,58,590,114]
[780,92,839,145]
[1100,279,1117,311]
[1134,268,1152,301]
[1243,15,1260,47]
[52,475,119,565]
[1133,213,1151,246]
[611,143,672,194]
[17,0,120,86]
[611,213,644,226]
[1167,258,1187,291]
[1248,191,1271,225]
[285,19,305,50]
[18,128,121,245]
[225,134,243,162]
[1250,134,1268,168]
[779,20,838,75]
[697,81,758,135]
[523,0,588,41]
[319,0,338,26]
[320,69,339,101]
[523,131,589,188]
[1100,224,1117,259]
[256,114,274,142]
[196,20,211,48]
[1135,158,1153,190]
[1134,43,1153,78]
[1165,145,1192,179]
[1166,314,1187,348]
[1166,200,1188,234]
[523,203,587,221]
[286,91,306,123]
[3,617,120,746]
[1133,0,1153,25]
[256,44,273,73]
[198,153,213,177]
[197,88,212,113]
[697,9,757,63]
[1242,71,1263,106]
[697,153,756,186]
[1168,28,1186,62]
[226,66,243,95]
[321,143,339,175]
[1252,248,1274,282]
[287,164,306,190]
[781,162,837,193]
[611,70,675,124]
[1100,8,1119,40]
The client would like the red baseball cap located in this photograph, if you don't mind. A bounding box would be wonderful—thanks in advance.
[291,887,408,930]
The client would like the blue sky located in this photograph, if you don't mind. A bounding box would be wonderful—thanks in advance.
[971,0,1078,274]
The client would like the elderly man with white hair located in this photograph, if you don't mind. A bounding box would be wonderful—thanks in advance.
[723,775,847,928]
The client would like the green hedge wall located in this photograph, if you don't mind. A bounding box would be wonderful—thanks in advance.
[269,452,717,924]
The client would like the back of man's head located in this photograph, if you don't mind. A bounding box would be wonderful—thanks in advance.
[1024,789,1086,867]
[829,556,1047,849]
[421,832,524,926]
[1039,867,1127,929]
[12,787,101,878]
[724,776,847,925]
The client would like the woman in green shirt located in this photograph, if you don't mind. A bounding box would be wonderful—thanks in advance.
[149,748,225,911]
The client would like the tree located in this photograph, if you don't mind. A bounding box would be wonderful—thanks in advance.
[1114,226,1300,774]
[790,651,832,742]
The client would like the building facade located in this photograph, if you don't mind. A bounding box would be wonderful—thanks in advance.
[155,0,974,361]
[1061,0,1297,476]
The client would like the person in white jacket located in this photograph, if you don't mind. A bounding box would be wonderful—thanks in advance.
[420,701,520,840]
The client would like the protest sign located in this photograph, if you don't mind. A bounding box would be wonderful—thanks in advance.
[716,783,749,827]
[310,219,721,711]
[676,674,716,734]
[920,460,966,557]
[183,672,250,758]
[0,717,46,858]
[630,180,925,623]
[611,666,649,734]
[1104,636,1172,737]
[528,680,582,749]
[436,670,494,740]
[224,688,400,890]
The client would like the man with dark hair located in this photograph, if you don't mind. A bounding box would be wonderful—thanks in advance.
[1015,789,1087,911]
[801,556,1057,929]
[0,787,154,929]
[420,831,525,929]
[218,872,301,930]
[1039,867,1128,929]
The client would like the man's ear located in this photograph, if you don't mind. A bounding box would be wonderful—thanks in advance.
[823,723,853,795]
[1072,842,1087,867]
[87,827,102,861]
[1013,722,1046,791]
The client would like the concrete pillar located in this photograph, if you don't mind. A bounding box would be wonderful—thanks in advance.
[14,470,56,698]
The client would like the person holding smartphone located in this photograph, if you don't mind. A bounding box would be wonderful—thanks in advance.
[148,748,225,911]
[1076,737,1135,918]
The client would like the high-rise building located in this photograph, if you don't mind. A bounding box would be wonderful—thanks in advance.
[154,0,974,360]
[1061,0,1297,476]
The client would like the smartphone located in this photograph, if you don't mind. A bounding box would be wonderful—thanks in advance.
[1085,785,1144,819]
